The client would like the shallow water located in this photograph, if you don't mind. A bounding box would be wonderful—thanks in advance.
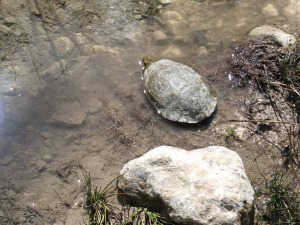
[0,0,298,224]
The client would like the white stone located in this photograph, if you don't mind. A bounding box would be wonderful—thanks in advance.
[262,4,279,17]
[248,25,296,49]
[235,127,250,141]
[118,146,255,225]
[53,37,74,58]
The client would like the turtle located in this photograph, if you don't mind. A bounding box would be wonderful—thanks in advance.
[141,58,217,123]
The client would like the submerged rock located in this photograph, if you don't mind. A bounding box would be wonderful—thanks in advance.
[53,37,74,58]
[262,4,279,17]
[48,101,86,127]
[117,146,255,225]
[248,25,296,49]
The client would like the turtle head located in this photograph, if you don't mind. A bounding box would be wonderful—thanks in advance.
[140,57,154,70]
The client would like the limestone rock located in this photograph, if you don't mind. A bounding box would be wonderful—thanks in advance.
[48,101,86,127]
[248,25,296,49]
[118,146,255,225]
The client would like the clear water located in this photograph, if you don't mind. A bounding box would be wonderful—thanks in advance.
[0,0,298,224]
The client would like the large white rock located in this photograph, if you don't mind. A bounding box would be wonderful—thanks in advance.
[117,146,255,225]
[248,25,296,49]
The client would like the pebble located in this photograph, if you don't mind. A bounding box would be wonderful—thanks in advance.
[40,131,54,138]
[75,33,88,45]
[53,37,74,58]
[134,15,142,20]
[235,127,250,141]
[35,160,47,171]
[162,45,182,57]
[161,11,183,21]
[0,24,12,34]
[262,4,279,17]
[4,16,17,26]
[43,154,53,163]
[0,155,13,165]
[152,30,168,44]
[198,46,208,55]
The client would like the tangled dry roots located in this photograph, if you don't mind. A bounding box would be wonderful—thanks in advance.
[228,40,283,90]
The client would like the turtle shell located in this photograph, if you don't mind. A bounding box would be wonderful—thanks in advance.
[143,59,217,123]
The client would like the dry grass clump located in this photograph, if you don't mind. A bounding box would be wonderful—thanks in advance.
[228,38,300,225]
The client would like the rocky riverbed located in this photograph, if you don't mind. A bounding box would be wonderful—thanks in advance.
[0,0,299,224]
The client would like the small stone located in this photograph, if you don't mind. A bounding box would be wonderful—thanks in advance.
[35,160,47,171]
[152,31,168,44]
[17,217,26,223]
[53,37,74,58]
[235,127,250,141]
[0,210,4,217]
[43,154,53,163]
[162,45,182,57]
[40,131,54,138]
[161,11,183,21]
[262,4,279,17]
[0,24,12,34]
[41,59,67,81]
[7,189,16,198]
[48,101,86,127]
[158,0,172,5]
[75,33,88,45]
[4,16,17,26]
[248,25,296,49]
[134,15,142,20]
[84,98,103,114]
[0,155,13,165]
[198,46,208,55]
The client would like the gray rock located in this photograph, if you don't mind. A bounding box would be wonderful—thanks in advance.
[0,155,13,165]
[41,59,67,82]
[118,146,255,225]
[48,101,86,127]
[43,154,53,163]
[248,25,296,49]
[53,37,74,58]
